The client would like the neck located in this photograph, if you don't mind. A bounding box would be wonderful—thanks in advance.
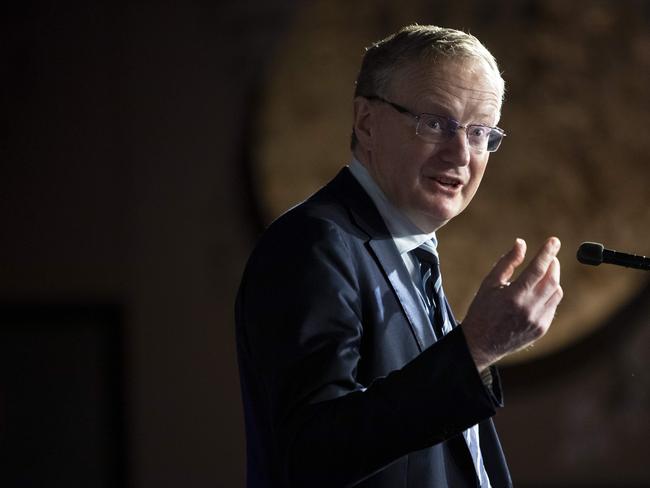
[352,151,446,233]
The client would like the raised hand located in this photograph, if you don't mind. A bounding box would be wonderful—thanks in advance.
[461,237,563,371]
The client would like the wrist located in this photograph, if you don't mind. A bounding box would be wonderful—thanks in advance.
[459,322,497,373]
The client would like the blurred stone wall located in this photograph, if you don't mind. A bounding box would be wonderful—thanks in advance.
[255,0,650,365]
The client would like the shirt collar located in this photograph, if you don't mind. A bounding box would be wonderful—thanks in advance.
[348,158,438,256]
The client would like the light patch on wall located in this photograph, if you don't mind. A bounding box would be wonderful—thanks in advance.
[252,0,650,364]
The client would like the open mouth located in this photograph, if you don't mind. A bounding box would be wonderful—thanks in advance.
[431,176,462,189]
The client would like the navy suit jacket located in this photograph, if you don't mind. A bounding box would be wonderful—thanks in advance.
[236,167,512,487]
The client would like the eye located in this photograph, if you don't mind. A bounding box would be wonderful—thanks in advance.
[469,125,489,138]
[423,116,444,131]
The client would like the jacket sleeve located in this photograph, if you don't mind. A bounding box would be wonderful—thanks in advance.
[236,215,501,487]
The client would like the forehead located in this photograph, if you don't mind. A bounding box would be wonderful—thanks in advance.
[390,58,503,118]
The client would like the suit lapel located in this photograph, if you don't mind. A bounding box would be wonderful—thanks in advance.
[368,239,437,351]
[326,167,437,351]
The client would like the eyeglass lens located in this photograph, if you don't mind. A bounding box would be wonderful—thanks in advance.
[416,114,503,152]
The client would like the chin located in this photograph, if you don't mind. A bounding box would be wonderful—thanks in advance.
[425,204,461,224]
[409,209,451,232]
[409,196,463,230]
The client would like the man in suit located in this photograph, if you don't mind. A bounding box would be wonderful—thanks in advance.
[236,25,563,487]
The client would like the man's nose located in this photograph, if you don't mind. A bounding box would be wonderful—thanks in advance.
[440,128,471,166]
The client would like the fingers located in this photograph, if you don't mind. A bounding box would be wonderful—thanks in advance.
[538,284,563,328]
[546,284,563,308]
[549,256,560,283]
[516,237,561,291]
[484,238,527,287]
[534,257,563,324]
[541,256,563,302]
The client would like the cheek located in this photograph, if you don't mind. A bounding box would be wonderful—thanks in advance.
[464,161,488,197]
[470,158,488,184]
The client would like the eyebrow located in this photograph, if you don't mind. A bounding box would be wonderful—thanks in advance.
[420,103,496,125]
[418,101,451,115]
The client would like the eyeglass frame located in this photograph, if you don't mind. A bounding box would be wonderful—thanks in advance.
[363,95,506,153]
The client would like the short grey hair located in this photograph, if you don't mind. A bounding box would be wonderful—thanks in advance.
[351,24,505,149]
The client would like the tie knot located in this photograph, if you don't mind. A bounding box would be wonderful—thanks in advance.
[412,247,439,268]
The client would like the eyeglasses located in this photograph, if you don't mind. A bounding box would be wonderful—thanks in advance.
[365,95,506,153]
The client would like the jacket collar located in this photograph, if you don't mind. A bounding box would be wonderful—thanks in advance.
[348,159,438,257]
[324,167,437,350]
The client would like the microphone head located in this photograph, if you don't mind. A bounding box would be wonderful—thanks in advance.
[577,242,604,266]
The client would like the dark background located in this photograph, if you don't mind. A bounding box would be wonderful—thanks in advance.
[2,1,649,487]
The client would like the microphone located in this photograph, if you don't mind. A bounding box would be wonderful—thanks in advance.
[577,242,650,271]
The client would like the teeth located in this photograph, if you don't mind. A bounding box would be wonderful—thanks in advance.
[436,177,458,185]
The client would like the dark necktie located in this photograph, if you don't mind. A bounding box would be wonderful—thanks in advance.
[412,247,453,339]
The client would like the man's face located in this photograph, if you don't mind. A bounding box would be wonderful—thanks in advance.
[356,59,502,232]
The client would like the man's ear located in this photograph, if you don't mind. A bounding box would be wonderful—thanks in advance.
[353,96,374,150]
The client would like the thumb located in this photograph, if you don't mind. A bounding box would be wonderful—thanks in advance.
[484,238,527,287]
